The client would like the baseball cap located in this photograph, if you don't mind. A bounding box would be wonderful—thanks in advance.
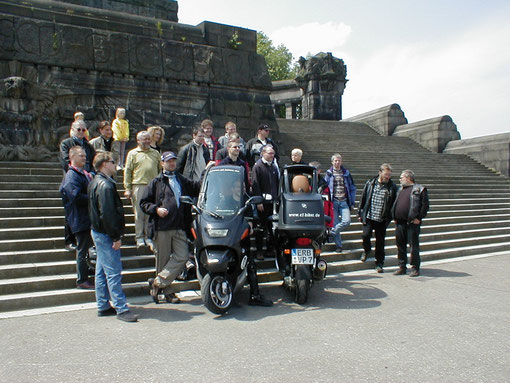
[161,151,177,161]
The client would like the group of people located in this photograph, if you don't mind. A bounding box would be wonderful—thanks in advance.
[59,109,429,323]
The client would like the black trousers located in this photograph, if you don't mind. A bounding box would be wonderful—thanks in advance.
[74,230,93,284]
[362,219,388,266]
[255,203,275,253]
[395,222,421,270]
[241,237,259,297]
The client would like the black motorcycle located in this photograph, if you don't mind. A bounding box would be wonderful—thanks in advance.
[181,165,262,315]
[273,164,328,304]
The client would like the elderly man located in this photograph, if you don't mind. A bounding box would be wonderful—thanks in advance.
[251,145,279,260]
[60,146,94,289]
[123,131,160,248]
[392,169,429,277]
[60,120,96,173]
[324,153,357,253]
[176,127,210,181]
[140,151,202,303]
[358,163,398,273]
[89,151,138,322]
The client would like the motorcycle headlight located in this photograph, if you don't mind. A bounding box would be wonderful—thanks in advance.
[206,228,229,237]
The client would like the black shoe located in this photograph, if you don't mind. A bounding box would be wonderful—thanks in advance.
[409,268,420,277]
[375,265,384,273]
[97,306,117,317]
[165,293,181,304]
[256,251,264,260]
[393,268,406,275]
[248,294,273,306]
[150,282,160,304]
[360,252,369,262]
[65,244,76,252]
[117,310,138,322]
[335,247,343,253]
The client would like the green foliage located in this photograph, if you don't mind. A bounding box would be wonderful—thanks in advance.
[257,31,297,81]
[228,30,242,50]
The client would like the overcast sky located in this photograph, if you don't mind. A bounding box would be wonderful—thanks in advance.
[178,0,510,139]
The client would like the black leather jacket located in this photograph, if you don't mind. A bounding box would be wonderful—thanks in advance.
[59,137,96,173]
[358,176,398,224]
[391,183,429,223]
[88,172,125,241]
[140,172,200,239]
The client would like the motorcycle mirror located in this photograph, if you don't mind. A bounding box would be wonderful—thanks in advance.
[245,195,263,206]
[180,196,194,205]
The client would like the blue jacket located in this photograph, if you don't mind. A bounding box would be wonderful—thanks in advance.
[324,166,357,208]
[60,167,91,234]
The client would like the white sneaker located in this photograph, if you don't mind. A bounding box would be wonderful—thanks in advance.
[145,239,154,251]
[136,238,146,248]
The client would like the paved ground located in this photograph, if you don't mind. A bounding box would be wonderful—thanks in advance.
[1,254,509,383]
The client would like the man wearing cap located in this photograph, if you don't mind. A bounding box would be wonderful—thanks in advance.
[140,151,202,303]
[246,124,279,168]
[123,131,160,249]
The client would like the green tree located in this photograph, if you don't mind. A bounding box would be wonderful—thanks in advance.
[257,31,297,81]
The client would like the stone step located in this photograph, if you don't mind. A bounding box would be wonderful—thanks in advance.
[0,255,154,286]
[1,240,509,313]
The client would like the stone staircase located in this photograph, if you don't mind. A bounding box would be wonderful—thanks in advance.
[1,119,510,312]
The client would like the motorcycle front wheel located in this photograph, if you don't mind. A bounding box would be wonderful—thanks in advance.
[201,273,233,315]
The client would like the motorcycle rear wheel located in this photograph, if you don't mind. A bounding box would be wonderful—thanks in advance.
[201,273,233,315]
[295,278,310,304]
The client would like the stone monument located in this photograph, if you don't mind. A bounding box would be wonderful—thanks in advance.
[0,0,275,160]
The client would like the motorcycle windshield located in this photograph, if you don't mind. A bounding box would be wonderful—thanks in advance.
[198,167,244,218]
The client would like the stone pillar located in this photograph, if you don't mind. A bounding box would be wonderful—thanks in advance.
[295,52,347,120]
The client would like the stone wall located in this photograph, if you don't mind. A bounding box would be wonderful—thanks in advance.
[344,104,407,136]
[444,133,510,177]
[393,115,460,153]
[0,0,275,160]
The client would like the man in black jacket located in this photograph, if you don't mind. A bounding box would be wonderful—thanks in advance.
[60,120,96,173]
[89,152,138,322]
[391,169,430,277]
[140,151,202,303]
[251,145,279,260]
[357,163,398,273]
[245,124,279,168]
[176,127,210,181]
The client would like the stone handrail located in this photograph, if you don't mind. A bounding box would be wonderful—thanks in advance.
[344,104,408,136]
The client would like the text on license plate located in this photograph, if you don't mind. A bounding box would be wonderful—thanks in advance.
[291,248,314,264]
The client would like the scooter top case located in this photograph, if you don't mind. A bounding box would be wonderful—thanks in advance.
[276,164,326,239]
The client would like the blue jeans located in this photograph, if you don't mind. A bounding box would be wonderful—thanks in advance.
[91,230,129,314]
[332,199,351,248]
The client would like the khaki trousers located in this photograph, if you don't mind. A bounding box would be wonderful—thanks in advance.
[131,184,149,241]
[153,229,189,290]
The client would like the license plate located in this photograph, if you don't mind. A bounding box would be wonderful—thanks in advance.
[291,248,314,264]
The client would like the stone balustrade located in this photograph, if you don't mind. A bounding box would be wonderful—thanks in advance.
[344,104,408,136]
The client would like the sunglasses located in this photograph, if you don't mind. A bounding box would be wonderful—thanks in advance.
[75,128,86,132]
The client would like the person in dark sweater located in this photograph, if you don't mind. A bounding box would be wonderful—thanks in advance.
[391,169,429,277]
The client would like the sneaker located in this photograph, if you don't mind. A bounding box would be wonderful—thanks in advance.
[335,247,343,253]
[97,306,117,317]
[77,281,94,289]
[117,310,138,322]
[150,282,160,304]
[409,268,420,277]
[248,294,273,306]
[65,244,76,252]
[393,268,406,276]
[376,265,384,273]
[136,238,146,248]
[145,239,154,251]
[360,252,369,262]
